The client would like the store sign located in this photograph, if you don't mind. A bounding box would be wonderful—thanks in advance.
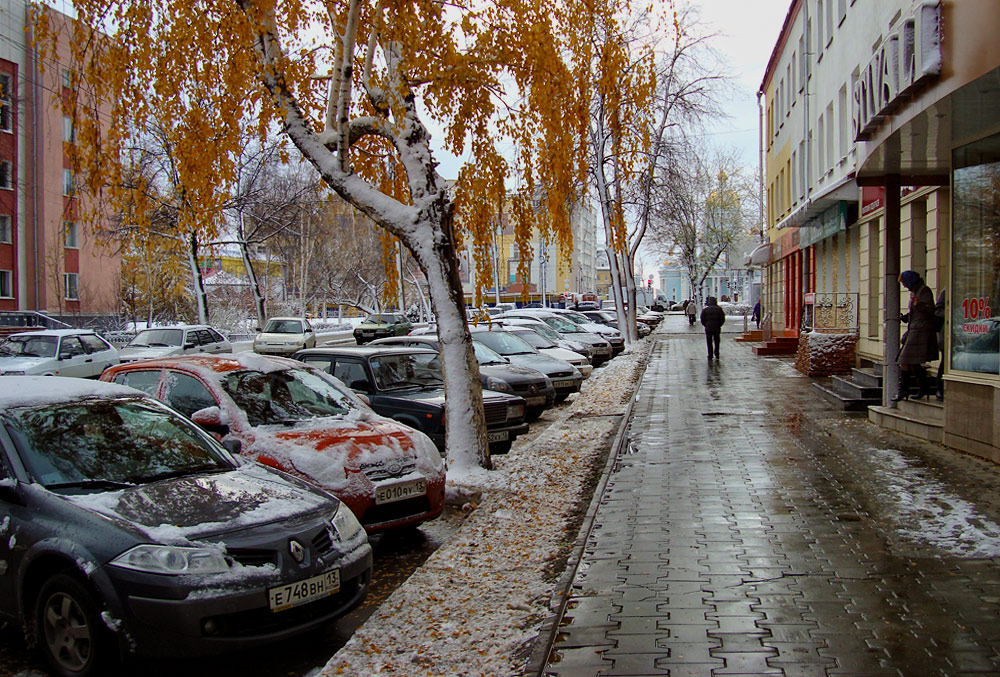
[799,202,847,247]
[853,1,941,141]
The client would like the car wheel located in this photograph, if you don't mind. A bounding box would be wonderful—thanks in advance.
[490,440,512,455]
[35,573,113,677]
[554,393,570,403]
[525,407,545,422]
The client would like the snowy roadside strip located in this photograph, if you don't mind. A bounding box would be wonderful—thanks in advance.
[322,340,652,676]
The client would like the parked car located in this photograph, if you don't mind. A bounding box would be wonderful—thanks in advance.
[353,313,413,345]
[540,308,626,355]
[571,300,601,311]
[498,325,594,378]
[102,355,445,533]
[468,326,583,402]
[0,376,372,674]
[369,335,557,420]
[0,329,119,378]
[118,324,232,362]
[583,309,651,338]
[253,317,317,356]
[293,346,529,454]
[497,316,596,362]
[501,310,614,365]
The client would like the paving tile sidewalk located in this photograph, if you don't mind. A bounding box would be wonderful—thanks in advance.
[543,329,1000,676]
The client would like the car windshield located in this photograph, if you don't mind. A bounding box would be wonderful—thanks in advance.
[5,399,233,491]
[520,322,562,342]
[473,331,538,356]
[543,316,583,333]
[222,368,357,426]
[262,319,303,334]
[511,330,554,349]
[473,341,507,365]
[364,314,398,324]
[128,328,184,347]
[371,352,444,389]
[561,310,592,324]
[0,335,59,358]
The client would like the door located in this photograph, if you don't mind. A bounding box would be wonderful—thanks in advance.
[55,337,91,377]
[161,372,219,418]
[78,334,118,376]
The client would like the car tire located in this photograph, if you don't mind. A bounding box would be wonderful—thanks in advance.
[490,440,512,455]
[35,573,115,677]
[525,407,545,422]
[554,393,570,403]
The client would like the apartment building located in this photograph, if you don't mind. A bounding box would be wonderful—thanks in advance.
[761,0,1000,462]
[0,3,118,319]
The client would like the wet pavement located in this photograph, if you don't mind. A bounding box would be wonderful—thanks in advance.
[544,316,1000,676]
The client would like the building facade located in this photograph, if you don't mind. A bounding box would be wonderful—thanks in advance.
[761,0,1000,462]
[1,4,118,318]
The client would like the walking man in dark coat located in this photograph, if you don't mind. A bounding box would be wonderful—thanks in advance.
[700,296,726,359]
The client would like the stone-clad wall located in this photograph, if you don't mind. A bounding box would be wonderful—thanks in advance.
[796,332,858,377]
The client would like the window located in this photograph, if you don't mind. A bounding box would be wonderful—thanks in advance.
[826,102,835,173]
[825,0,834,44]
[0,74,11,133]
[951,134,1000,375]
[798,141,806,199]
[838,85,849,158]
[333,359,369,392]
[817,114,825,176]
[61,69,72,89]
[798,35,806,89]
[0,270,10,298]
[816,1,824,57]
[62,116,75,144]
[838,0,847,25]
[0,161,11,190]
[64,272,78,300]
[63,169,74,196]
[0,214,10,243]
[58,336,85,358]
[163,372,217,417]
[113,370,161,396]
[79,334,112,354]
[64,221,78,248]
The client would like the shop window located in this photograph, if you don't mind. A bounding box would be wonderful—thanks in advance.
[951,134,1000,375]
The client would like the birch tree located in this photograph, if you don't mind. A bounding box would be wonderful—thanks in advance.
[39,0,619,472]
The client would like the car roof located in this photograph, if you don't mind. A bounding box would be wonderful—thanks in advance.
[136,324,215,331]
[0,376,144,409]
[106,353,301,376]
[296,346,439,357]
[264,316,308,322]
[8,328,100,338]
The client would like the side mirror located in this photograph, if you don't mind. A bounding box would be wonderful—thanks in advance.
[192,407,229,436]
[221,438,242,455]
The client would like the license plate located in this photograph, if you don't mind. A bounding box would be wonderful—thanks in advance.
[375,478,426,505]
[553,380,575,388]
[525,396,546,405]
[362,331,374,336]
[487,430,509,442]
[268,569,340,612]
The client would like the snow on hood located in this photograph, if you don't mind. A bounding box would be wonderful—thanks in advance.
[0,376,142,409]
[0,356,50,372]
[119,346,182,360]
[64,463,334,545]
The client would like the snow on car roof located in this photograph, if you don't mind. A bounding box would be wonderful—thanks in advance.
[8,328,102,338]
[0,376,144,409]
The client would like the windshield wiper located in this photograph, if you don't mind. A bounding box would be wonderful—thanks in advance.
[46,479,136,491]
[134,465,231,484]
[146,342,172,347]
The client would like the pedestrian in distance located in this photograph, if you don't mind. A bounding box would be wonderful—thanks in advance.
[892,270,938,401]
[751,299,761,329]
[686,297,699,326]
[700,296,726,359]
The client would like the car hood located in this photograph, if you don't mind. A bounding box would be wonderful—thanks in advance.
[0,355,50,371]
[357,322,396,329]
[577,321,619,337]
[63,463,334,542]
[256,332,304,342]
[538,347,587,363]
[505,353,578,377]
[120,346,182,360]
[479,363,547,385]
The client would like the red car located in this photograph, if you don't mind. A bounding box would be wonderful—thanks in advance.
[101,354,445,533]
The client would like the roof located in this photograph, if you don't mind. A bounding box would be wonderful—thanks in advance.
[105,353,300,376]
[8,328,102,338]
[759,0,801,95]
[296,346,439,358]
[0,376,143,409]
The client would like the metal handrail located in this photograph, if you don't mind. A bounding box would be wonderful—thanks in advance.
[0,311,72,329]
[804,292,859,333]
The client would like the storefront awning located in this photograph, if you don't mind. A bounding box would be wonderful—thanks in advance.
[745,242,771,268]
[775,175,857,230]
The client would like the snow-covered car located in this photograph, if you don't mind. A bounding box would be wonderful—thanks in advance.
[253,317,317,356]
[102,354,445,533]
[293,346,529,454]
[118,324,232,362]
[539,308,626,355]
[369,334,557,421]
[0,376,372,674]
[501,310,614,365]
[0,329,119,378]
[469,326,584,401]
[495,316,596,362]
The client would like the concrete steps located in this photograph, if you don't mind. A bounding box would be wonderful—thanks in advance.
[869,397,944,443]
[812,367,883,412]
[735,330,763,343]
[752,336,799,356]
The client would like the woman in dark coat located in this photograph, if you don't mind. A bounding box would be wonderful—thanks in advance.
[893,270,938,400]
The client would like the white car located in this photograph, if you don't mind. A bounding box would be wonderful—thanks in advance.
[501,325,594,378]
[253,317,317,356]
[119,324,232,362]
[0,329,119,378]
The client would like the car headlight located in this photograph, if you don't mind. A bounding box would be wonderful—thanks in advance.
[486,376,512,393]
[111,544,230,575]
[508,402,525,419]
[331,502,364,542]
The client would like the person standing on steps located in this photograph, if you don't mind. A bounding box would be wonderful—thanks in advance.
[751,299,761,329]
[892,270,938,401]
[700,296,726,360]
[686,297,699,326]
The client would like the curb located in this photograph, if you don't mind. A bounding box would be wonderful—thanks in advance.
[523,364,644,675]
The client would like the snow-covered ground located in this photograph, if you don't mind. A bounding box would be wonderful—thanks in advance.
[321,340,652,676]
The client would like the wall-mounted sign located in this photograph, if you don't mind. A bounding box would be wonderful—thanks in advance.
[853,1,941,141]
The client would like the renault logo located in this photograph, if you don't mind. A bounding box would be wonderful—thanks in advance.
[289,540,305,563]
